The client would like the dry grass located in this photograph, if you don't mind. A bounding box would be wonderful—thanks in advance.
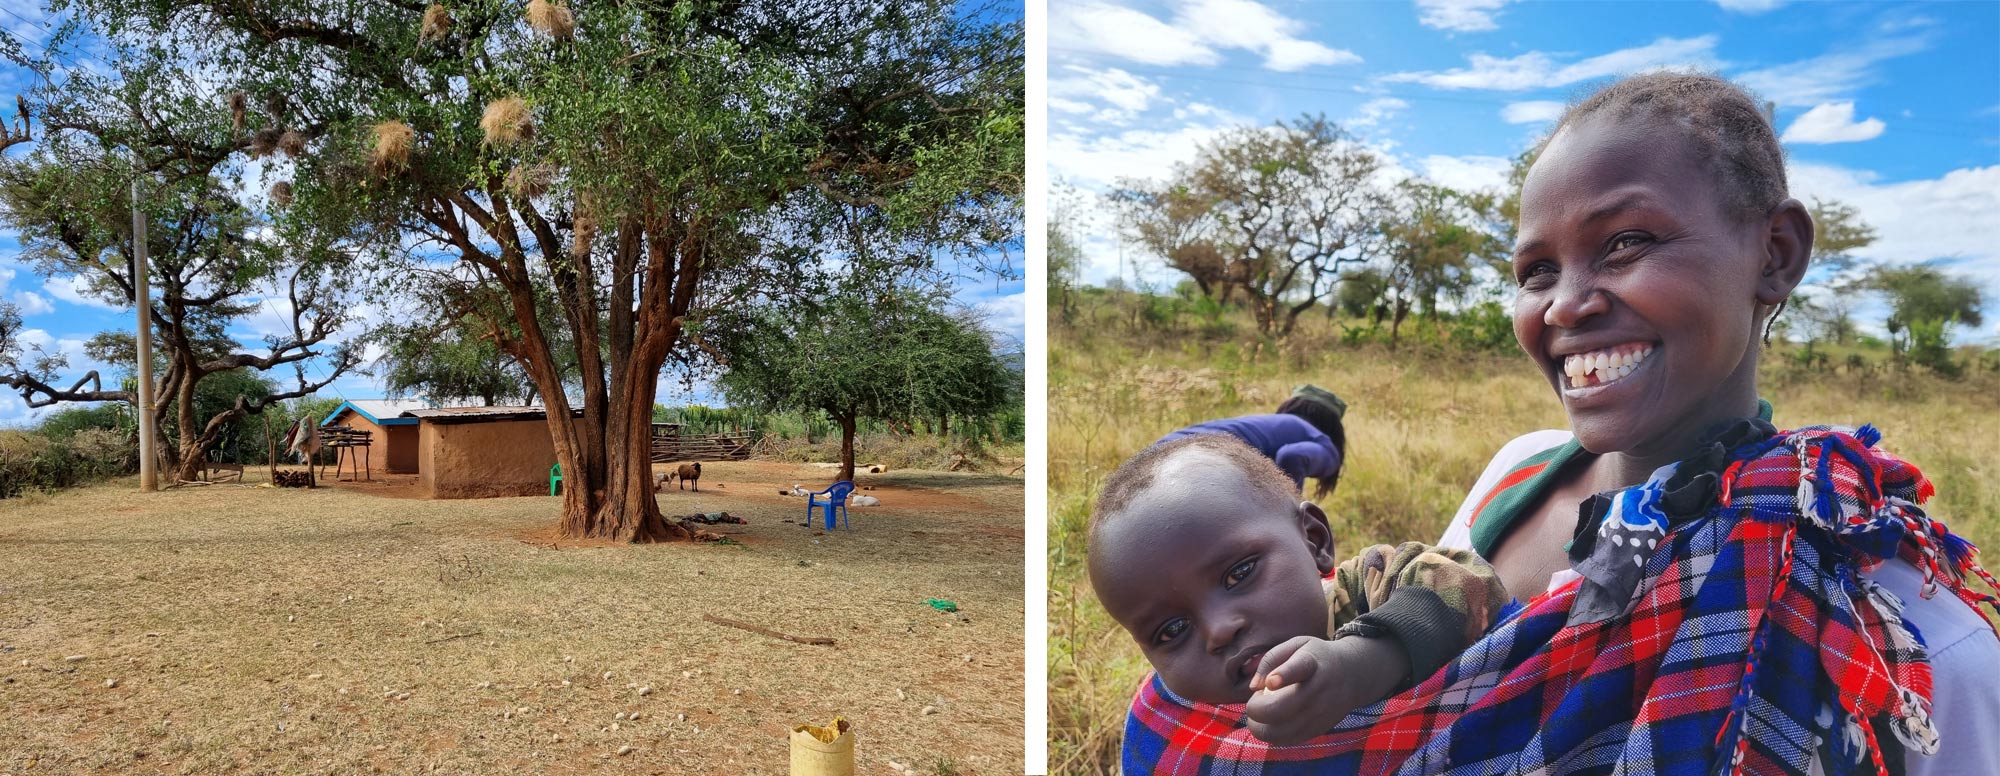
[1046,298,2000,775]
[1,460,1024,774]
[481,97,533,148]
[526,0,575,41]
[370,120,415,175]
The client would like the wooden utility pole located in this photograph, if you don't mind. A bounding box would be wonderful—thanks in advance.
[134,180,156,492]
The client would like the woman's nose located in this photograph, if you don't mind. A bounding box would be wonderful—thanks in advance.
[1544,273,1610,329]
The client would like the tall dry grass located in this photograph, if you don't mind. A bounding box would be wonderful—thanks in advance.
[1046,294,2000,775]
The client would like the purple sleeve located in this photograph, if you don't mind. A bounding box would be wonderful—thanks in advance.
[1273,439,1339,483]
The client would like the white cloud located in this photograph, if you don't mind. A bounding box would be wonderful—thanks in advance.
[1383,35,1719,91]
[1415,0,1511,32]
[1049,66,1161,125]
[1050,2,1220,67]
[1051,0,1359,72]
[1501,100,1565,124]
[1420,154,1514,194]
[1736,36,1929,107]
[974,291,1027,342]
[44,275,121,311]
[1348,97,1409,129]
[1713,0,1784,13]
[1789,163,2000,271]
[1049,114,1247,191]
[11,290,53,316]
[1781,102,1885,144]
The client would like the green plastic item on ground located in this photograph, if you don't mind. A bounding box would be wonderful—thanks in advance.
[926,598,958,613]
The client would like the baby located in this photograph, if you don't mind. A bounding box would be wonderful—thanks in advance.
[1089,434,1509,744]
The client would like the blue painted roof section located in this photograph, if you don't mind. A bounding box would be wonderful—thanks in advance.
[323,400,420,427]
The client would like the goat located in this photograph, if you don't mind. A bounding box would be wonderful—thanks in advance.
[676,462,702,491]
[654,471,676,493]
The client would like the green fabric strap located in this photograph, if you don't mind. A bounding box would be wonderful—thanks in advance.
[1467,399,1773,559]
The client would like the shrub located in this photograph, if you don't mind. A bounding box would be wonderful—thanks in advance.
[0,427,137,498]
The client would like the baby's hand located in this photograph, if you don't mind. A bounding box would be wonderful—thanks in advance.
[1244,635,1408,745]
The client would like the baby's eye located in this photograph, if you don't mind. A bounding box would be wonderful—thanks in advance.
[1153,618,1189,645]
[1610,233,1650,252]
[1224,559,1256,588]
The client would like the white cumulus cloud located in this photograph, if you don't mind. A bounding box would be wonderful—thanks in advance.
[1348,97,1409,129]
[1415,0,1512,32]
[1051,0,1359,72]
[11,290,53,316]
[1501,100,1565,124]
[1420,155,1514,194]
[1781,102,1885,144]
[1049,66,1162,125]
[44,275,122,311]
[1383,36,1719,91]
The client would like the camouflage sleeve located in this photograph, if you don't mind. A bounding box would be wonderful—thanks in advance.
[1325,542,1510,687]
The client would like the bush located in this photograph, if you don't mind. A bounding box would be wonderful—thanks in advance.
[0,427,137,498]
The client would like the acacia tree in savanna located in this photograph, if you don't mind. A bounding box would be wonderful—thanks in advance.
[1115,116,1388,336]
[716,280,1013,482]
[65,0,1022,540]
[0,102,359,482]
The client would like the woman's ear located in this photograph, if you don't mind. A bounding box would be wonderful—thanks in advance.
[1297,501,1338,574]
[1757,198,1814,306]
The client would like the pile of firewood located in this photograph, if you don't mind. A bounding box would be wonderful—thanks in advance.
[272,470,315,488]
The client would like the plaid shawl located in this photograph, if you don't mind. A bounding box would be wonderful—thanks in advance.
[1123,421,2000,776]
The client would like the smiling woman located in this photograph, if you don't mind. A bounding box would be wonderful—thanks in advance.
[1063,71,2000,776]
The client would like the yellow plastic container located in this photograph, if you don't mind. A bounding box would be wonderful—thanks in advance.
[790,717,854,776]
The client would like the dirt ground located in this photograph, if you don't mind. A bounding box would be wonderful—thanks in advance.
[0,461,1025,774]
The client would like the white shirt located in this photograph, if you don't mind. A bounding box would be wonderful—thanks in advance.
[1443,430,2000,775]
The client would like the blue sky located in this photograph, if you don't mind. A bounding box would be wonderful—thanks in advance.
[0,3,1026,428]
[1050,0,2000,337]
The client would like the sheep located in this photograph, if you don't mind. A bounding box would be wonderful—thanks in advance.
[850,495,880,507]
[676,462,701,491]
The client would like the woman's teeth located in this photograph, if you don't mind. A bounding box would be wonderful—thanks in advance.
[1563,344,1653,389]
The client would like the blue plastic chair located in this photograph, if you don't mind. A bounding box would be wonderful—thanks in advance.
[806,480,856,530]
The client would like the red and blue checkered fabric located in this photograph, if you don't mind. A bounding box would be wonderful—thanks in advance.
[1122,425,1999,776]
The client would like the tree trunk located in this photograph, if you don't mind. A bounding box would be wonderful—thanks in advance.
[939,414,949,439]
[838,413,857,483]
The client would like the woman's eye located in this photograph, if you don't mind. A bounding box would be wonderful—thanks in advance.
[1517,262,1556,288]
[1153,618,1188,644]
[1610,233,1650,252]
[1224,559,1256,588]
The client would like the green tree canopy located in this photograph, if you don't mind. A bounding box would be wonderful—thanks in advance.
[718,281,1012,481]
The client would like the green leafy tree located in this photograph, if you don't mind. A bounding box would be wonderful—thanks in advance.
[1116,116,1389,336]
[1377,180,1506,344]
[372,317,539,407]
[718,283,1012,482]
[63,0,1021,540]
[1868,263,1983,374]
[0,108,358,483]
[1791,197,1880,345]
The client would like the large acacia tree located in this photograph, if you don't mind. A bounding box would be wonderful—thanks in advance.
[0,130,358,483]
[67,0,1022,540]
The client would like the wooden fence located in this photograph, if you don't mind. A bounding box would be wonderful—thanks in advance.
[650,431,756,462]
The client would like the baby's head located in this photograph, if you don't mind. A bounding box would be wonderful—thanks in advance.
[1088,434,1337,704]
[1512,72,1813,457]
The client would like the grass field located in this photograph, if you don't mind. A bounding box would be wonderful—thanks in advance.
[1047,298,2000,775]
[1,461,1024,775]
